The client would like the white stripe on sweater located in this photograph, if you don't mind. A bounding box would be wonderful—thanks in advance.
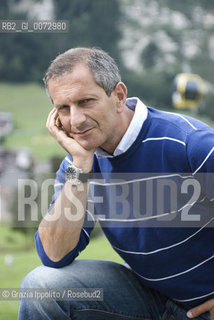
[112,216,214,255]
[164,111,197,130]
[174,290,214,302]
[82,228,90,239]
[142,137,186,146]
[193,147,214,175]
[98,195,201,222]
[86,210,96,222]
[91,173,192,187]
[134,254,214,281]
[65,156,72,164]
[54,183,64,187]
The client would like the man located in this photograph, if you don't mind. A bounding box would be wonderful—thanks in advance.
[19,47,214,319]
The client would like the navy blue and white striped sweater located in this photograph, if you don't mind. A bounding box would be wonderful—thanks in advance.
[35,105,214,307]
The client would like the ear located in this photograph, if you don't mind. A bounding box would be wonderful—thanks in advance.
[113,82,127,112]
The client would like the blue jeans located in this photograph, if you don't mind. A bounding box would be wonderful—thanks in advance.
[18,260,210,320]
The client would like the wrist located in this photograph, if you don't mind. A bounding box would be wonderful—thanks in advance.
[65,163,93,185]
[72,163,93,173]
[72,157,94,173]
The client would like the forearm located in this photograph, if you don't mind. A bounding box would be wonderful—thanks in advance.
[38,180,89,262]
[41,107,95,262]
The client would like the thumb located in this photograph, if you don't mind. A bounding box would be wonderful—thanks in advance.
[187,299,214,318]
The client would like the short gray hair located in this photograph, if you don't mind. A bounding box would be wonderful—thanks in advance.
[43,47,121,97]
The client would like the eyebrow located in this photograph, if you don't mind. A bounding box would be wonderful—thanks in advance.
[55,97,96,109]
[55,104,69,109]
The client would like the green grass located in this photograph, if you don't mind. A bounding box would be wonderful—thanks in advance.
[0,249,41,319]
[0,234,123,319]
[0,82,66,160]
[0,227,35,250]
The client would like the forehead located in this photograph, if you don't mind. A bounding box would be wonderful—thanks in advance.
[48,64,103,102]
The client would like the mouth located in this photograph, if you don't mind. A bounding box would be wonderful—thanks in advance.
[73,128,94,136]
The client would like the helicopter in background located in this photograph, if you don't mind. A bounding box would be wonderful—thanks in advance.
[172,73,204,110]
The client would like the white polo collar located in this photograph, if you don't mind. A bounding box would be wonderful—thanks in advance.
[95,97,148,159]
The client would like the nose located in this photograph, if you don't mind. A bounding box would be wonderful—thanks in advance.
[69,105,87,129]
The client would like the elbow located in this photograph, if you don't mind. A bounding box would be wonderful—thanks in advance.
[38,226,80,262]
[38,227,66,262]
[35,230,78,268]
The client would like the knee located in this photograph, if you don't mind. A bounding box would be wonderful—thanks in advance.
[21,265,53,289]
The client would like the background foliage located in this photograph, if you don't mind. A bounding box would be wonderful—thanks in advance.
[0,0,214,115]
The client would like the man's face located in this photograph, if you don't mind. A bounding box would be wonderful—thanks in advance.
[48,64,124,152]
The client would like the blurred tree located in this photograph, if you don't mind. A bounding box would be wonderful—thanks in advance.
[0,0,9,16]
[0,0,214,119]
[0,0,122,82]
[53,0,121,61]
[140,41,161,70]
[122,68,174,109]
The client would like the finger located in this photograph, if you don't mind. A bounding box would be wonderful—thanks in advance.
[47,107,57,119]
[46,108,57,128]
[46,107,57,123]
[47,111,67,142]
[209,303,214,320]
[56,116,63,128]
[187,299,214,318]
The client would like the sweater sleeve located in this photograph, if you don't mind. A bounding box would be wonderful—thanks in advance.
[187,129,214,201]
[35,154,96,268]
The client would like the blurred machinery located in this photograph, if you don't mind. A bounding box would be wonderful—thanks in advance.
[0,113,34,223]
[0,112,13,143]
[172,73,204,109]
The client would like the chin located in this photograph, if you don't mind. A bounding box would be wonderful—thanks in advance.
[78,139,98,151]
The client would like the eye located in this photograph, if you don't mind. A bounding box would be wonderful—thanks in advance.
[58,105,69,112]
[79,98,93,105]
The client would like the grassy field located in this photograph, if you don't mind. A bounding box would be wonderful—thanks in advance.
[0,234,123,319]
[0,83,66,160]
